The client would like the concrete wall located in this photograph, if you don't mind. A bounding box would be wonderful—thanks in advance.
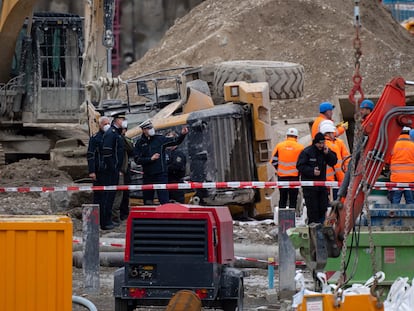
[34,0,203,72]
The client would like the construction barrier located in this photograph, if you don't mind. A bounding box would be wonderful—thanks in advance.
[1,181,414,193]
[235,256,306,267]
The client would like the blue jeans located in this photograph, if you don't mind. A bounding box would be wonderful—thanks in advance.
[391,190,414,204]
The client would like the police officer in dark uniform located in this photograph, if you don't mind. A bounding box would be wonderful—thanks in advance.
[296,132,337,224]
[86,116,111,209]
[133,119,188,205]
[166,131,187,203]
[101,112,125,230]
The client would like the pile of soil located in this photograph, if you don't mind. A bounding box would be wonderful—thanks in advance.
[0,158,72,187]
[122,0,414,119]
[0,159,73,215]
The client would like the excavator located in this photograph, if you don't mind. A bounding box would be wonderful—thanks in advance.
[288,76,414,310]
[0,0,118,179]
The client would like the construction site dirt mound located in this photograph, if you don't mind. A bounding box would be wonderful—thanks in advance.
[0,158,73,187]
[122,0,414,119]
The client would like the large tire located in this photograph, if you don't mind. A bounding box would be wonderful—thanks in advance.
[221,279,244,311]
[114,298,135,311]
[213,60,304,100]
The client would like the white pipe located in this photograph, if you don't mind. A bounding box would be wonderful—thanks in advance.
[72,295,98,311]
[73,236,303,260]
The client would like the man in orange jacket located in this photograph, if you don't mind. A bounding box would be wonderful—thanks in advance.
[270,128,304,209]
[389,126,414,204]
[320,120,348,200]
[311,102,348,139]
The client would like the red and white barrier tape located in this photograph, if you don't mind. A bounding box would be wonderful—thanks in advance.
[235,256,306,267]
[0,181,413,193]
[73,238,125,248]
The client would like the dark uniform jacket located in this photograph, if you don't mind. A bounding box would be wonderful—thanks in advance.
[102,125,125,173]
[296,144,337,182]
[166,149,187,182]
[134,133,186,176]
[87,130,105,174]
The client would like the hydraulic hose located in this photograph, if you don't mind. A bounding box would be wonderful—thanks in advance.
[72,295,98,311]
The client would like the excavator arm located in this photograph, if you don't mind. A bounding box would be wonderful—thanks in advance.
[0,0,37,83]
[81,0,124,136]
[289,76,414,271]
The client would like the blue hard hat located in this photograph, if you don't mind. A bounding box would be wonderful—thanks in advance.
[319,102,335,113]
[410,129,414,142]
[360,99,374,110]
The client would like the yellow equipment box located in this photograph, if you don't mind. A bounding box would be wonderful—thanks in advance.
[0,215,73,311]
[297,293,383,311]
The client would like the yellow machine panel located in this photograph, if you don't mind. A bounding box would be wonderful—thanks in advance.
[297,293,383,311]
[0,215,73,311]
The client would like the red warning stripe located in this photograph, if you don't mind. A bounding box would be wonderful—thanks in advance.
[1,181,413,193]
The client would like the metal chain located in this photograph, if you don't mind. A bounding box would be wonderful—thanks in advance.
[361,154,382,303]
[338,0,366,288]
[338,118,363,286]
[364,184,378,280]
[349,0,364,105]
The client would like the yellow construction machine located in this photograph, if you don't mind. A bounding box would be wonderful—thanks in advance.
[121,71,278,219]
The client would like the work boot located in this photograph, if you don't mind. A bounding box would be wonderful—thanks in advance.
[101,224,115,230]
[112,217,121,227]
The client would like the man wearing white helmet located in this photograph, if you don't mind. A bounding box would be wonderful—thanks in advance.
[320,120,348,200]
[270,128,304,209]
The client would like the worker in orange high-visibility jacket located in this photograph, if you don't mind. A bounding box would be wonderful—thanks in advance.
[311,102,348,139]
[319,120,345,200]
[389,126,414,204]
[270,128,304,209]
[336,136,350,173]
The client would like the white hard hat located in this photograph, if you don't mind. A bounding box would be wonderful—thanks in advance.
[319,120,336,134]
[286,128,299,137]
[403,126,411,131]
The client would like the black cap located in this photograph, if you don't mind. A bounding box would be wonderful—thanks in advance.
[313,132,325,145]
[112,112,126,119]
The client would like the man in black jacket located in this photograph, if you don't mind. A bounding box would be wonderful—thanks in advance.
[296,132,337,224]
[166,131,187,203]
[100,113,125,230]
[86,116,110,209]
[134,119,188,204]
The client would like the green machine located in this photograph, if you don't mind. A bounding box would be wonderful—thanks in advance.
[324,229,414,286]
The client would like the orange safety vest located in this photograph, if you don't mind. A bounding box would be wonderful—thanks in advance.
[311,114,346,139]
[390,134,414,182]
[336,137,350,174]
[325,138,345,182]
[270,137,304,177]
